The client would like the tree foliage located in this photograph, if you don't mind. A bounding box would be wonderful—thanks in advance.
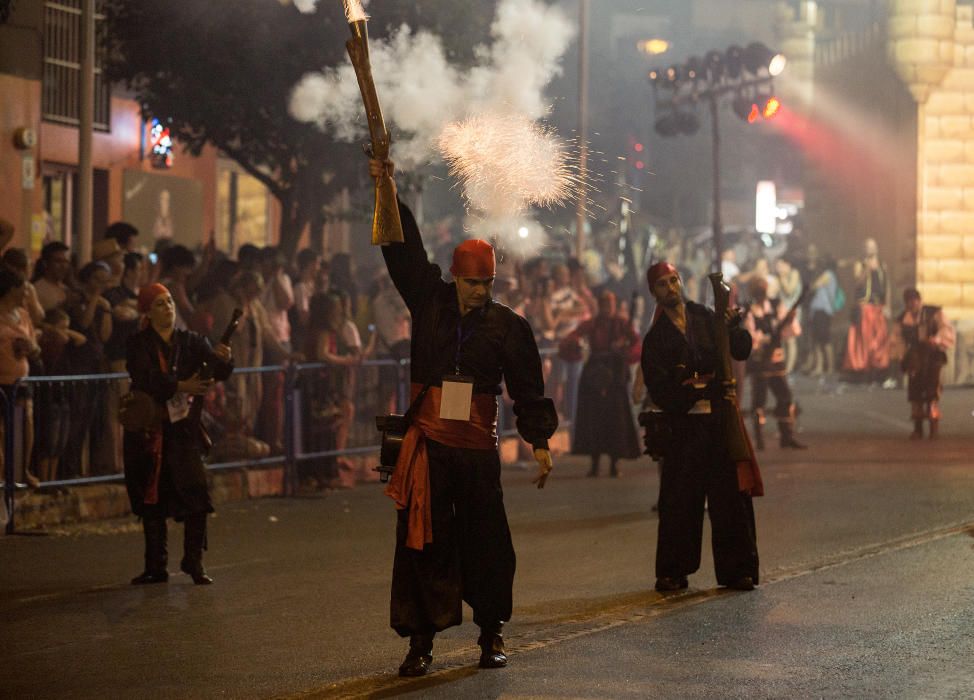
[103,0,496,257]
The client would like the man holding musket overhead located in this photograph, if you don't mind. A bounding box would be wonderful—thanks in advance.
[369,158,558,677]
[641,262,760,593]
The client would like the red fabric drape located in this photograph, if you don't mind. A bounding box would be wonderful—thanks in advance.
[844,303,889,372]
[385,384,498,551]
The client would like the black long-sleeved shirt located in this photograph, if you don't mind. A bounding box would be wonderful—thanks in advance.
[382,200,558,450]
[126,327,233,407]
[641,301,751,415]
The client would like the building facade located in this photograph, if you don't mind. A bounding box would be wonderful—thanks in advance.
[0,0,276,257]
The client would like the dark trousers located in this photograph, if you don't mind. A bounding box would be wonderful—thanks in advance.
[141,510,208,574]
[656,415,759,585]
[751,371,793,419]
[390,440,516,637]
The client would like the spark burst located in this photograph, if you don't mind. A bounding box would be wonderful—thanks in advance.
[342,0,369,23]
[437,113,587,218]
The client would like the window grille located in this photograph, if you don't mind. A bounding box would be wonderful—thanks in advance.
[42,0,111,130]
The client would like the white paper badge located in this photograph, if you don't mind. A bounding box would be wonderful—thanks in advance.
[167,392,191,423]
[440,376,473,421]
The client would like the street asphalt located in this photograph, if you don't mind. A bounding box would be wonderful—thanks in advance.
[1,378,973,699]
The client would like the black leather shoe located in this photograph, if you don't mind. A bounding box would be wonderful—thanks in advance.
[726,576,755,591]
[180,561,214,585]
[399,634,434,677]
[654,576,688,592]
[477,626,508,669]
[131,570,168,585]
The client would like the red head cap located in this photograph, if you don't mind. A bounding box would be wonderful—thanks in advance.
[646,261,679,291]
[138,283,171,314]
[450,239,496,278]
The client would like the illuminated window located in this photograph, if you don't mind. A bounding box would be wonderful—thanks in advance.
[216,162,272,255]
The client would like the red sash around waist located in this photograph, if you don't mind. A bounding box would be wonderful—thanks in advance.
[385,383,498,551]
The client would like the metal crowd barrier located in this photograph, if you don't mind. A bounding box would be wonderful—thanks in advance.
[2,349,569,534]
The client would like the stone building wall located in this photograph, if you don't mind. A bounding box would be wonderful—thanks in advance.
[888,0,974,381]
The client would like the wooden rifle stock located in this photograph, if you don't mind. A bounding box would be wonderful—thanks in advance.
[708,273,762,495]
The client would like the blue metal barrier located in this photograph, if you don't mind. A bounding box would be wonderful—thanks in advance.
[2,349,566,533]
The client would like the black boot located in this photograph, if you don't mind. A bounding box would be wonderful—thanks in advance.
[180,513,213,585]
[587,455,599,477]
[609,459,620,478]
[928,419,939,440]
[131,516,168,585]
[779,421,807,449]
[398,633,434,677]
[477,622,508,669]
[752,411,765,451]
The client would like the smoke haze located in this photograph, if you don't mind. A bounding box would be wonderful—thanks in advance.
[289,0,575,169]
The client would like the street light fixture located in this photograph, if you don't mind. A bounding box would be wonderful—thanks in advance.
[649,43,786,269]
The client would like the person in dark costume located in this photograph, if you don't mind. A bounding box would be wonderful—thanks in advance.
[559,290,641,477]
[370,158,558,677]
[893,288,955,439]
[124,283,233,586]
[641,262,760,592]
[743,277,806,450]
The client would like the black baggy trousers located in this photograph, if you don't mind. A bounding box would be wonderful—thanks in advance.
[391,439,516,637]
[656,414,759,585]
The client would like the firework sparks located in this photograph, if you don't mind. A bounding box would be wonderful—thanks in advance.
[437,113,584,218]
[342,0,369,23]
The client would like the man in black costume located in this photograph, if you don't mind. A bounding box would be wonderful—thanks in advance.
[894,288,955,439]
[370,158,558,677]
[641,262,759,592]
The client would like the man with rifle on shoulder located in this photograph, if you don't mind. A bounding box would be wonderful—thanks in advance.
[640,262,761,593]
[743,276,807,450]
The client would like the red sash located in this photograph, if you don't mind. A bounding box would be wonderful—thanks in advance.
[143,348,169,505]
[385,383,498,551]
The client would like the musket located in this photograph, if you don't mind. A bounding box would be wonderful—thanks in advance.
[344,9,404,246]
[708,272,763,497]
[756,287,809,364]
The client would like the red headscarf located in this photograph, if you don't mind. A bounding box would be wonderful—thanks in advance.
[450,239,495,278]
[646,261,679,291]
[646,262,680,327]
[138,283,171,314]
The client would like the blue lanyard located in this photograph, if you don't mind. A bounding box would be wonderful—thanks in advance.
[455,322,475,375]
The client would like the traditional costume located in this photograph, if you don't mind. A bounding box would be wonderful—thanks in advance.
[744,281,805,450]
[844,260,890,376]
[641,263,759,591]
[382,200,557,673]
[123,284,233,585]
[559,292,641,476]
[894,292,955,438]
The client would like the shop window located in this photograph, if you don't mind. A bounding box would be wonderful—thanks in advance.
[216,165,271,255]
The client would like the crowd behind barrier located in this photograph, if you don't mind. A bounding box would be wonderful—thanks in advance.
[1,349,572,534]
[0,214,966,535]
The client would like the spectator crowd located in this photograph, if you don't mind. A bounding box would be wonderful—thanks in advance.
[0,214,953,497]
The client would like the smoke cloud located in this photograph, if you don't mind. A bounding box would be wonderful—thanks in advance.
[289,0,575,170]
